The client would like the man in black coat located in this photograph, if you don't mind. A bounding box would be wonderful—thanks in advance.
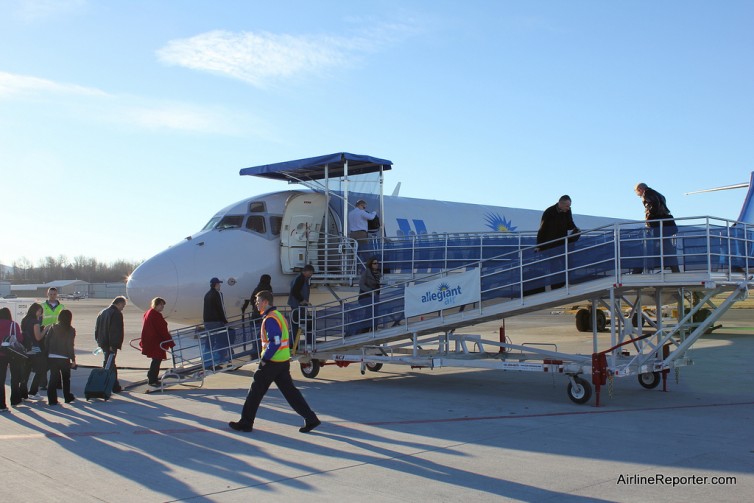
[536,195,580,252]
[203,277,230,368]
[534,195,580,290]
[95,296,127,393]
[635,183,680,273]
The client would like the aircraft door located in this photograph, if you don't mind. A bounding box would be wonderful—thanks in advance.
[280,193,327,273]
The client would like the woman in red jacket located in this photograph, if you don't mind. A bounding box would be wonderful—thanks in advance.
[140,297,175,386]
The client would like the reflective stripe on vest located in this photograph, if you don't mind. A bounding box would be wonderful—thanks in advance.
[261,309,291,362]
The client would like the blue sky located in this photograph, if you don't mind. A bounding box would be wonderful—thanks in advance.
[2,0,753,266]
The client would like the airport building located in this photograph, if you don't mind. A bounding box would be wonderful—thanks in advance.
[8,279,126,299]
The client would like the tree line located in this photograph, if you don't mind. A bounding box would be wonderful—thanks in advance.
[2,256,142,284]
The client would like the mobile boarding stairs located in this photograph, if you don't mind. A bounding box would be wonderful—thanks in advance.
[157,216,752,406]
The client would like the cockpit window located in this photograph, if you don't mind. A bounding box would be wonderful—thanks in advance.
[270,216,282,236]
[216,215,244,229]
[201,217,221,231]
[245,216,266,234]
[248,202,266,213]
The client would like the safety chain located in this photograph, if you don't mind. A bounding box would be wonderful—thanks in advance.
[608,373,615,399]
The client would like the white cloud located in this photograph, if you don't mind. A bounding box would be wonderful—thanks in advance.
[0,71,257,136]
[116,102,247,136]
[157,22,420,88]
[0,71,108,98]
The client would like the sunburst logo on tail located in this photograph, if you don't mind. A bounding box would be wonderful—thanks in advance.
[485,213,517,232]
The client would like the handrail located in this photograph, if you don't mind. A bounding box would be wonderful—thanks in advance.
[296,216,753,352]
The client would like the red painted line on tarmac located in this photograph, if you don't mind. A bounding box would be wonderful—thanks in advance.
[362,400,754,426]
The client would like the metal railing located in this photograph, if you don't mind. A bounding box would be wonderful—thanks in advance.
[296,216,753,351]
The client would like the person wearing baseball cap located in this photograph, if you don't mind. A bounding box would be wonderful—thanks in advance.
[203,277,229,369]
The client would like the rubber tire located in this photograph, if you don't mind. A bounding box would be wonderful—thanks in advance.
[567,377,593,404]
[693,308,712,323]
[638,371,661,389]
[595,309,607,332]
[631,312,646,328]
[365,362,383,372]
[575,309,591,332]
[300,359,321,379]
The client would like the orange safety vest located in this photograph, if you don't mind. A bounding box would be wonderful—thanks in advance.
[260,309,291,362]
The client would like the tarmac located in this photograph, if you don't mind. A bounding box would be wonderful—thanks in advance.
[1,298,753,502]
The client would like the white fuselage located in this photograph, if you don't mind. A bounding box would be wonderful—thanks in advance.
[126,190,626,324]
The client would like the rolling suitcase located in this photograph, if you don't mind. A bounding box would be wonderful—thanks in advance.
[85,353,116,401]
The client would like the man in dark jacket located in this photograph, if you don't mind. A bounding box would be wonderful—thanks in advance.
[635,183,680,273]
[536,195,580,252]
[94,296,127,393]
[534,195,580,290]
[287,265,314,346]
[202,277,230,368]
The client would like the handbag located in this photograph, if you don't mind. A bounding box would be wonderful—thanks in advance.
[1,322,28,360]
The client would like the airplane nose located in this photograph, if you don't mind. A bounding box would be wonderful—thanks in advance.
[126,254,179,318]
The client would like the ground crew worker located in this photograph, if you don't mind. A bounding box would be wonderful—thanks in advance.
[39,287,65,389]
[42,287,66,328]
[229,290,321,434]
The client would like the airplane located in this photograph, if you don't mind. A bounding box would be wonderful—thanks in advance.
[126,153,754,324]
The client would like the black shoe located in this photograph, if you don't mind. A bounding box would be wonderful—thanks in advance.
[630,268,644,274]
[48,401,59,406]
[669,266,680,273]
[65,394,75,404]
[112,386,123,394]
[229,421,253,432]
[148,381,161,387]
[299,419,321,433]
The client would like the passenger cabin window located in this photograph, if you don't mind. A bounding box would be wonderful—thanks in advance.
[248,202,266,213]
[245,216,266,234]
[216,215,243,230]
[270,216,282,236]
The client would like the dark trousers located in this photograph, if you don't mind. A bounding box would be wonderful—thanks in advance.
[650,225,679,271]
[102,350,121,391]
[47,358,72,404]
[239,360,317,427]
[147,358,162,384]
[1,356,25,407]
[25,352,47,396]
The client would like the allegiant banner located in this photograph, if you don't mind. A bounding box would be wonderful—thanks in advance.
[404,268,481,318]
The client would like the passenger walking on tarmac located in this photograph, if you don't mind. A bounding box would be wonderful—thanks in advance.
[534,195,580,289]
[287,264,314,345]
[40,287,65,390]
[140,297,175,386]
[46,309,77,405]
[21,303,46,399]
[203,277,230,368]
[229,290,321,434]
[242,274,272,321]
[634,183,680,273]
[95,296,127,394]
[0,307,25,410]
[348,199,378,255]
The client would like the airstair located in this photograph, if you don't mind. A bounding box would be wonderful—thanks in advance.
[292,216,753,405]
[157,152,753,404]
